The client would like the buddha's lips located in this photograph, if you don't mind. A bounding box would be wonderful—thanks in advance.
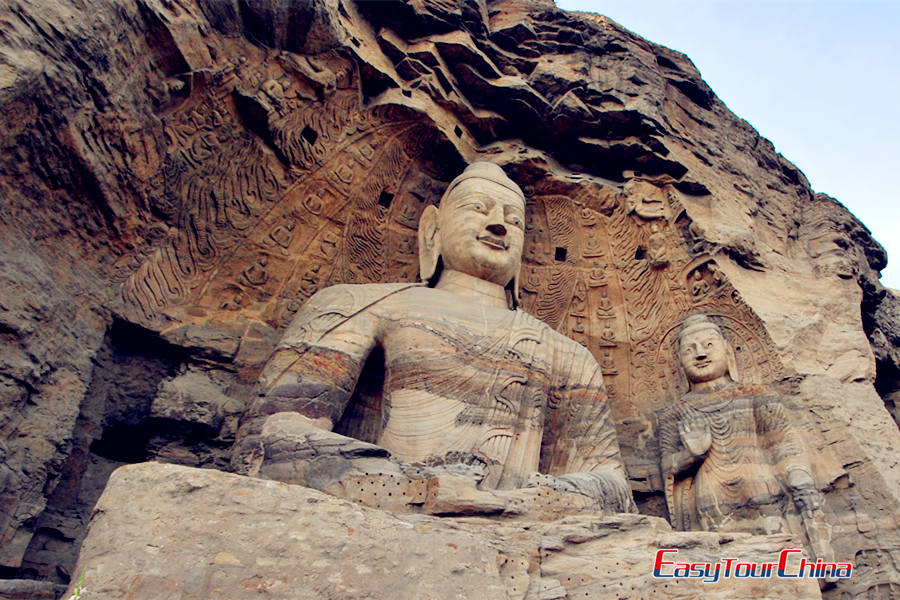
[478,234,508,249]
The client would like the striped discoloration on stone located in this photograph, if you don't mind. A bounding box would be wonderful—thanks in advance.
[235,281,632,512]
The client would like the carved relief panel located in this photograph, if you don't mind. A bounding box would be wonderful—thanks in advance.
[117,48,460,341]
[509,171,786,494]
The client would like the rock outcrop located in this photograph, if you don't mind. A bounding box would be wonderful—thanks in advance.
[0,0,897,598]
[64,462,823,600]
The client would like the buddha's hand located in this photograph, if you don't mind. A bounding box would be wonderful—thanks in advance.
[787,470,821,513]
[558,472,637,512]
[525,472,579,495]
[678,419,711,457]
[527,472,636,513]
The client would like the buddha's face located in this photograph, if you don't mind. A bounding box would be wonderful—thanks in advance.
[437,177,526,286]
[678,327,730,385]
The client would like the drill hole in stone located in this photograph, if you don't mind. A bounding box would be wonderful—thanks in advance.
[554,247,568,262]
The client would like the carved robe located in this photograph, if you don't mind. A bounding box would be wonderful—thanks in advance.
[239,283,628,499]
[658,384,812,532]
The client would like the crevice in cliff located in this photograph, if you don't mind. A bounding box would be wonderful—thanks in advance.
[13,318,187,586]
[861,284,900,431]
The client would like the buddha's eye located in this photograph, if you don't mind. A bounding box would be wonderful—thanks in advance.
[473,203,485,212]
[508,216,522,227]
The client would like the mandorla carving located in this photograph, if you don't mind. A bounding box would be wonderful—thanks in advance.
[658,314,839,565]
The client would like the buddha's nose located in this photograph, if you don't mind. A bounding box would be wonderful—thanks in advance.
[486,223,507,236]
[695,351,707,361]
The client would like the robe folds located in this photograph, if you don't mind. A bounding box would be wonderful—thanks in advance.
[239,283,631,510]
[659,383,816,531]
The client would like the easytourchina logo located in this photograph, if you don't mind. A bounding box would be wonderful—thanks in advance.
[653,549,852,583]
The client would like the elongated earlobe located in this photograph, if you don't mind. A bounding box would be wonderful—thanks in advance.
[725,339,740,383]
[418,205,441,283]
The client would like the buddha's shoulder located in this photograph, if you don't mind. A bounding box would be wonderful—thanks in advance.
[514,309,592,351]
[676,383,780,409]
[303,282,425,314]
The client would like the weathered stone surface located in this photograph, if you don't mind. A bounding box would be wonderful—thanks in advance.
[65,463,823,600]
[152,369,244,436]
[0,0,897,595]
[234,161,635,518]
[0,232,107,571]
[0,579,66,600]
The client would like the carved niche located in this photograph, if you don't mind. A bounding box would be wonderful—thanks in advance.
[110,39,787,511]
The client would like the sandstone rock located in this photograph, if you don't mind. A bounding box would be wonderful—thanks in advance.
[151,370,243,436]
[0,579,67,600]
[65,463,823,600]
[866,287,900,428]
[158,320,243,362]
[0,0,896,595]
[0,232,107,570]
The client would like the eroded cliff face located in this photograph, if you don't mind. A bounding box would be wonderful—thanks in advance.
[0,0,897,597]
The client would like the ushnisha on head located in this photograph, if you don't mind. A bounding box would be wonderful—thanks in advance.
[676,315,739,390]
[418,162,526,302]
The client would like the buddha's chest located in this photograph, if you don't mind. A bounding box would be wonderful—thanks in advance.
[376,309,551,470]
[682,400,762,461]
[381,307,552,410]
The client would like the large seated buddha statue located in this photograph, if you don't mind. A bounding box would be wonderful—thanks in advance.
[231,162,635,516]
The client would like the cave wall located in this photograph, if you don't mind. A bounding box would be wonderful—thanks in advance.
[0,0,898,596]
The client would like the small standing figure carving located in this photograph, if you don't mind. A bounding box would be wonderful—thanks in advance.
[658,315,833,561]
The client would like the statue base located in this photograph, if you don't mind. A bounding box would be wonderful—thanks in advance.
[64,463,823,599]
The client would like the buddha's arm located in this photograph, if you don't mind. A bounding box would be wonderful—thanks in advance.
[239,284,381,439]
[756,395,819,509]
[658,416,704,477]
[541,343,635,512]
